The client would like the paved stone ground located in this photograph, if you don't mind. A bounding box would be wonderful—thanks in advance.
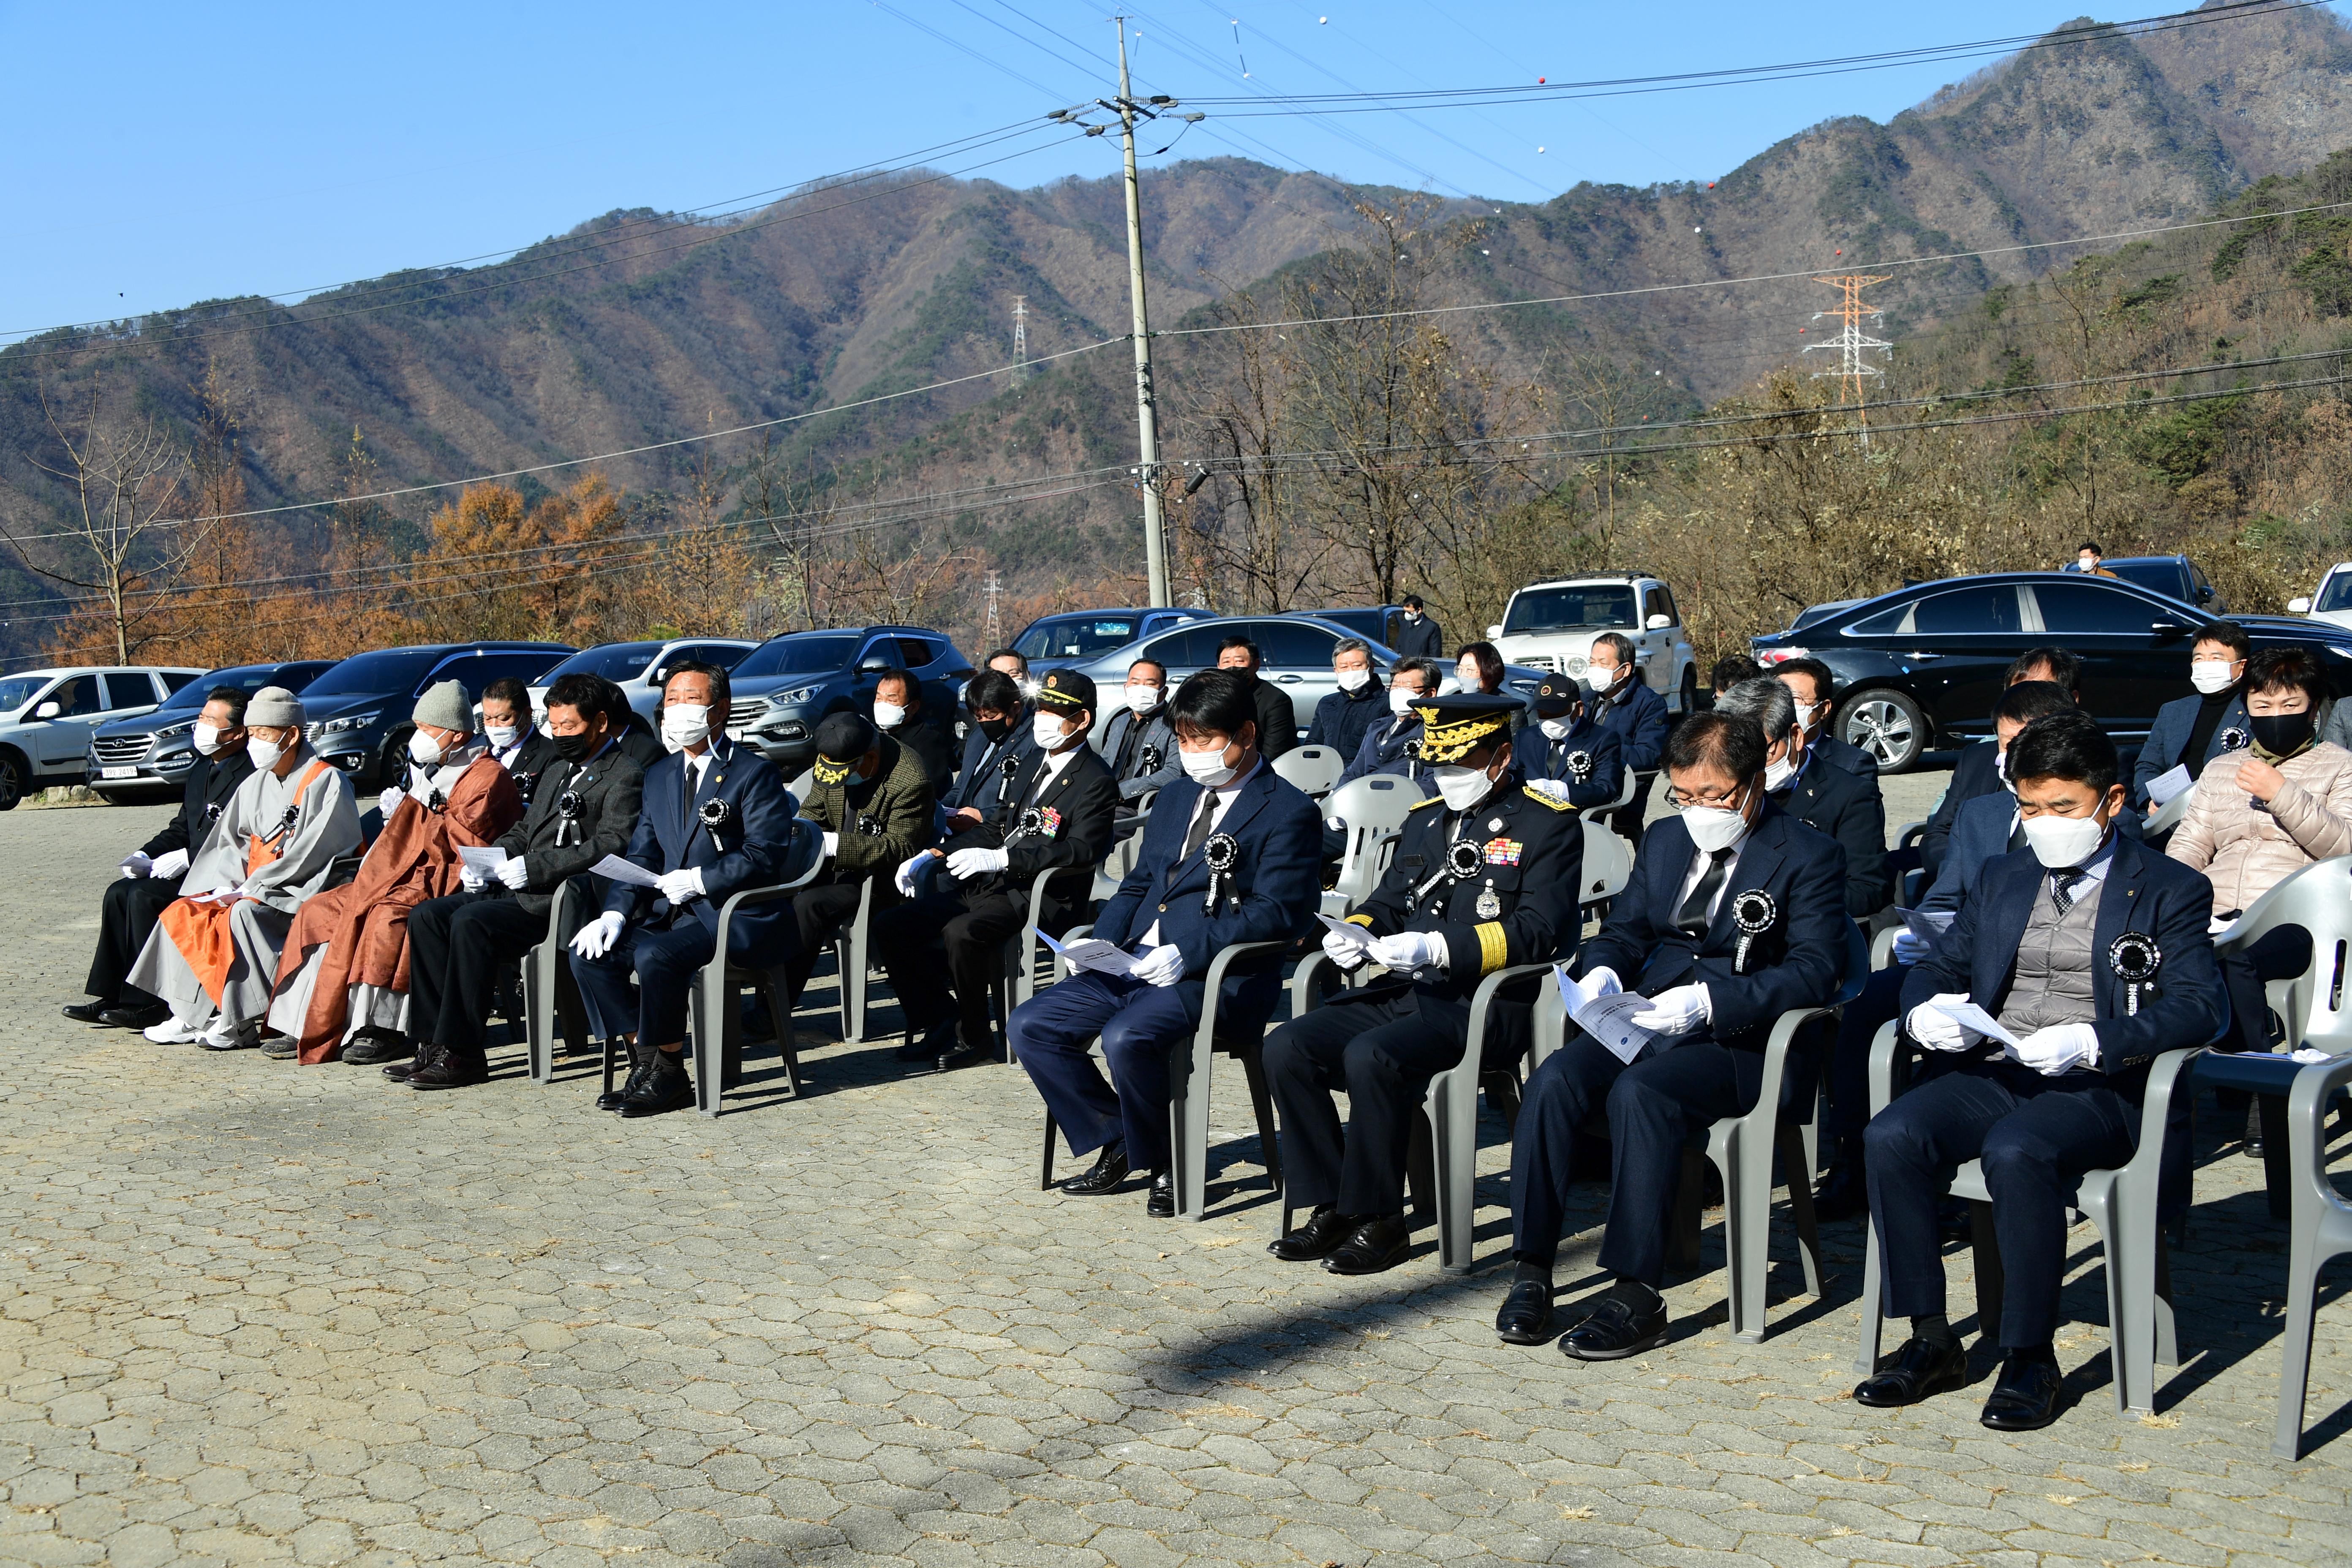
[2,795,2348,1568]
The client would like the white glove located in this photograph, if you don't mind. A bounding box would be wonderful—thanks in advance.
[894,853,934,897]
[1321,924,1372,971]
[120,852,152,879]
[822,831,839,859]
[1891,929,1927,966]
[656,867,706,906]
[495,855,531,890]
[1527,777,1573,801]
[946,846,1011,879]
[459,863,488,892]
[150,848,190,879]
[569,910,625,960]
[1631,982,1712,1037]
[1907,993,1979,1053]
[2011,1022,2100,1076]
[1368,930,1448,974]
[377,787,406,818]
[1134,943,1187,987]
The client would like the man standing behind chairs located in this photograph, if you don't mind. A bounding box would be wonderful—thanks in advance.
[395,672,643,1090]
[480,677,559,806]
[779,711,934,1018]
[1264,692,1584,1276]
[1588,632,1667,852]
[68,687,253,1030]
[569,661,804,1117]
[1007,670,1322,1218]
[1306,638,1386,764]
[882,669,1121,1072]
[1391,593,1443,660]
[1495,710,1848,1354]
[1216,635,1297,760]
[1097,656,1180,811]
[1519,675,1624,810]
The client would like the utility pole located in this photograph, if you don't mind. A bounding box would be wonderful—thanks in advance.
[1114,18,1170,607]
[1010,295,1029,386]
[1803,273,1895,437]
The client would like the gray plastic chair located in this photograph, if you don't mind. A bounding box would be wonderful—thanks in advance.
[1852,1020,2208,1414]
[2274,1051,2352,1458]
[1273,744,1345,798]
[524,879,592,1084]
[684,831,830,1116]
[831,878,876,1043]
[1319,775,1421,917]
[2216,855,2352,1056]
[1577,818,1632,908]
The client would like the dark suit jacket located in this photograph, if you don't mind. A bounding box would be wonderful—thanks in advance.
[1336,712,1426,789]
[1391,614,1444,660]
[1097,703,1181,800]
[1813,735,1881,780]
[144,751,256,859]
[1920,738,2002,876]
[492,742,645,917]
[2131,690,2251,807]
[1596,680,1670,773]
[886,715,957,799]
[945,743,1120,909]
[500,729,561,808]
[1251,677,1298,759]
[946,713,1040,814]
[614,717,665,770]
[1901,832,2223,1086]
[1522,716,1625,809]
[1307,684,1386,762]
[604,739,798,953]
[1778,753,1888,917]
[1919,790,2020,915]
[1577,804,1849,1049]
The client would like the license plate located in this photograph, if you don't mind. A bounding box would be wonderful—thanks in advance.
[100,766,138,780]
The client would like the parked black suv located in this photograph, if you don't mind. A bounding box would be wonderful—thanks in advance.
[300,642,574,786]
[725,626,974,772]
[1751,571,2352,771]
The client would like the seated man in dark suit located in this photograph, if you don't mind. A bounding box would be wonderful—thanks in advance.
[1006,670,1322,1218]
[1715,678,1886,917]
[872,665,956,800]
[68,686,255,1030]
[880,669,1121,1072]
[1097,656,1182,814]
[942,669,1038,831]
[1589,632,1668,852]
[1857,710,2220,1430]
[1306,637,1388,764]
[1519,675,1625,811]
[1265,692,1584,1276]
[1920,648,2080,877]
[1334,659,1440,789]
[1497,711,1848,1356]
[2130,620,2251,811]
[568,662,806,1116]
[480,677,561,806]
[1217,635,1297,760]
[1773,657,1877,779]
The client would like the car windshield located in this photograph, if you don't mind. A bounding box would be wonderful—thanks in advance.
[733,632,859,681]
[303,648,447,698]
[1503,585,1636,634]
[542,643,662,683]
[2318,573,2352,612]
[1014,616,1141,659]
[0,675,50,714]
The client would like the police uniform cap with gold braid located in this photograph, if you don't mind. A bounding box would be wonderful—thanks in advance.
[1411,691,1521,765]
[1034,668,1097,715]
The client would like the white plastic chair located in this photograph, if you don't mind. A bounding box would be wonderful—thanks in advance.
[1320,774,1421,917]
[1274,745,1345,798]
[2274,1052,2352,1458]
[1577,819,1632,908]
[2216,855,2352,1055]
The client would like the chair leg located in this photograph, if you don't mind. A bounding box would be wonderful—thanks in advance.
[1040,1112,1059,1192]
[2260,1093,2293,1222]
[689,969,723,1118]
[760,973,802,1098]
[522,954,553,1085]
[1968,1200,2004,1346]
[1241,1048,1283,1194]
[1780,1120,1824,1299]
[2153,1230,2178,1369]
[719,972,746,1092]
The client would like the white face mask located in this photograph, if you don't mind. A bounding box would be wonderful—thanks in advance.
[1033,713,1073,751]
[1180,742,1239,788]
[2021,808,2108,869]
[193,723,223,755]
[1763,751,1797,793]
[1592,664,1625,691]
[1402,610,1420,622]
[408,730,446,768]
[1994,746,2014,792]
[1336,666,1372,693]
[1793,699,1825,734]
[662,703,712,753]
[484,724,519,751]
[1683,789,1752,853]
[1432,762,1498,812]
[873,701,906,730]
[1126,683,1161,714]
[2189,659,2238,696]
[247,736,286,772]
[1389,688,1418,716]
[1455,663,1480,688]
[1538,716,1574,741]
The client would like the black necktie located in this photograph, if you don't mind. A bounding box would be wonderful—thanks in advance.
[683,759,700,833]
[1182,787,1220,860]
[1676,848,1732,937]
[2050,868,2080,914]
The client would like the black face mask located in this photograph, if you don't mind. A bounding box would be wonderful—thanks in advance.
[977,716,1011,744]
[2251,710,2316,757]
[552,728,599,763]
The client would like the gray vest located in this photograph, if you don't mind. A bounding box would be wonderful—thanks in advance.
[1997,869,2105,1037]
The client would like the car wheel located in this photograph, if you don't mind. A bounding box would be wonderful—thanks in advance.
[1837,689,1927,773]
[0,751,24,811]
[1678,664,1699,716]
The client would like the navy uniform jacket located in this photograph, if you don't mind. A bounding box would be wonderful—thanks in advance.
[2131,690,2251,808]
[942,743,1121,908]
[1339,782,1583,1009]
[1307,684,1387,763]
[143,751,256,859]
[1577,804,1848,1049]
[1900,832,2222,1090]
[1813,734,1881,780]
[1777,752,1888,917]
[603,738,799,953]
[1521,716,1625,809]
[945,713,1040,814]
[1094,762,1323,989]
[1336,712,1426,789]
[1921,740,2002,875]
[1595,678,1669,773]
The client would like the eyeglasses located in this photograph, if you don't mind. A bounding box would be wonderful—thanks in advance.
[1663,782,1746,812]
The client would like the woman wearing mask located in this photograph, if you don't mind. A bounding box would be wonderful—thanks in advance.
[2167,646,2352,1054]
[1452,641,1507,696]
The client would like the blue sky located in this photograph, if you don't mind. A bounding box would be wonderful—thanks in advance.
[0,1,2325,337]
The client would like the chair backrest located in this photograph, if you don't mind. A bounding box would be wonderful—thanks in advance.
[1324,774,1424,910]
[1837,920,1871,1006]
[2221,854,2352,1054]
[1274,744,1345,797]
[1578,819,1632,906]
[1092,827,1146,899]
[784,768,815,806]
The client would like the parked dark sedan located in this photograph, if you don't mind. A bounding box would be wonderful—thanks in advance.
[1751,571,2352,771]
[301,642,575,787]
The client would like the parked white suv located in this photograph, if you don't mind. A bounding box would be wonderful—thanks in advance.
[2290,564,2352,631]
[0,665,202,809]
[1486,574,1701,713]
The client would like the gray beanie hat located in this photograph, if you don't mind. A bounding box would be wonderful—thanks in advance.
[247,686,304,729]
[413,680,474,735]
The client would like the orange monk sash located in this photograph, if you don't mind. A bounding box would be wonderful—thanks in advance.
[158,760,334,1005]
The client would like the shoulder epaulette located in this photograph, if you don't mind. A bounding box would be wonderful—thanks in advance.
[1407,793,1446,811]
[1522,784,1576,811]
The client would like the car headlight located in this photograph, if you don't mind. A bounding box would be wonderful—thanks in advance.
[1565,655,1588,674]
[769,685,822,707]
[151,720,193,740]
[317,710,379,735]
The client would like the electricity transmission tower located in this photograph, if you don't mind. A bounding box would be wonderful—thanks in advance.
[1804,273,1894,433]
[983,570,1002,645]
[1010,296,1029,386]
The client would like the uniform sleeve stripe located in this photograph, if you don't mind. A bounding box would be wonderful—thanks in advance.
[1475,921,1507,974]
[1345,912,1375,928]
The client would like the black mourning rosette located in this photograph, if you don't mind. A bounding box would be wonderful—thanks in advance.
[1202,830,1241,912]
[1565,750,1594,784]
[1730,888,1778,975]
[699,795,733,853]
[1012,805,1045,842]
[1447,838,1485,880]
[2108,930,2161,1017]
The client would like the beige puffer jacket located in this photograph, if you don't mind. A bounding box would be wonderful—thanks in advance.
[2167,739,2352,914]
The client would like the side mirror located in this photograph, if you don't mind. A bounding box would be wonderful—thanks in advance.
[2151,620,2190,638]
[857,657,893,675]
[1645,613,1671,631]
[2291,597,2314,614]
[1485,623,1503,639]
[647,666,669,686]
[35,702,59,720]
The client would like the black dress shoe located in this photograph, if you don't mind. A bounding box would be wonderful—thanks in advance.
[895,1023,952,1063]
[62,1001,109,1025]
[1495,1279,1555,1344]
[1145,1170,1176,1219]
[1323,1214,1411,1275]
[1268,1206,1355,1261]
[97,1002,169,1031]
[1853,1335,1970,1407]
[1813,1152,1868,1222]
[344,1032,411,1066]
[1979,1352,2066,1431]
[1560,1295,1670,1361]
[408,1047,488,1090]
[619,1052,694,1117]
[599,1042,653,1111]
[1062,1142,1131,1195]
[384,1042,436,1082]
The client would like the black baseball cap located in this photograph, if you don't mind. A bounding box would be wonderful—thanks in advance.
[811,712,879,785]
[1036,668,1097,714]
[1532,674,1590,715]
